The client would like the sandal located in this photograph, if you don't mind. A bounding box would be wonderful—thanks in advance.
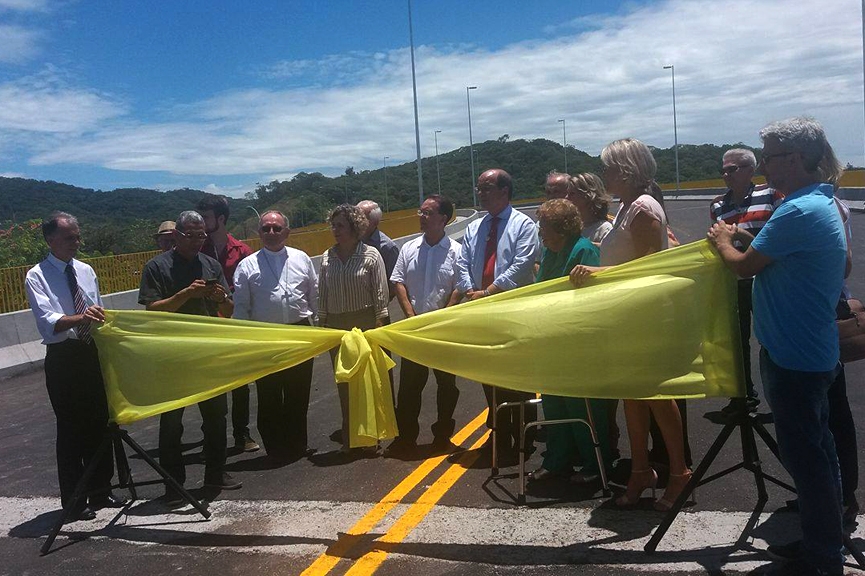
[654,470,695,512]
[614,468,657,507]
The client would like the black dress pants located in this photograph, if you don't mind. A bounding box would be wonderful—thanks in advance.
[828,365,859,509]
[159,393,227,486]
[231,385,251,440]
[44,340,113,507]
[396,357,459,444]
[256,358,314,456]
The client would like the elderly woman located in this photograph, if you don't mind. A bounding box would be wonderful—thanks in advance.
[569,138,691,511]
[529,199,612,485]
[570,172,613,245]
[318,203,390,453]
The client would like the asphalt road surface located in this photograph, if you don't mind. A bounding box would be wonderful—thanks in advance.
[1,200,864,575]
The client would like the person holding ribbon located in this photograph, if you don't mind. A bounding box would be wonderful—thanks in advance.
[569,139,691,511]
[25,211,125,521]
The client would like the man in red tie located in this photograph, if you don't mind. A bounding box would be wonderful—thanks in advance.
[455,169,539,463]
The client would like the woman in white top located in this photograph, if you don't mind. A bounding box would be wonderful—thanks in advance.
[570,172,613,245]
[569,138,690,511]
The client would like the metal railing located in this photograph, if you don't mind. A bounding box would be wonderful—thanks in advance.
[0,210,423,314]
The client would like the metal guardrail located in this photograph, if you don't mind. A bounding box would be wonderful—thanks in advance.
[0,211,423,315]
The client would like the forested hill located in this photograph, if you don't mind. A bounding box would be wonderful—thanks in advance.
[0,138,755,265]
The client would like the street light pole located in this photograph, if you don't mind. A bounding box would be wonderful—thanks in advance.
[434,130,442,195]
[558,119,567,173]
[663,64,680,194]
[408,0,423,205]
[467,86,478,207]
[383,156,390,213]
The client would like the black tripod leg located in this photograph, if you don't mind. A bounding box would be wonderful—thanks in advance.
[844,534,865,569]
[751,420,781,459]
[736,418,768,548]
[119,430,211,519]
[40,431,114,555]
[645,421,738,554]
[111,429,137,502]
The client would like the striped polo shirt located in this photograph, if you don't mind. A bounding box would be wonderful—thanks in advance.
[710,184,784,248]
[318,242,390,325]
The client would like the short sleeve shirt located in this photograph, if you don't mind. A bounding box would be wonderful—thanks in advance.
[138,250,229,316]
[600,195,668,266]
[750,183,847,371]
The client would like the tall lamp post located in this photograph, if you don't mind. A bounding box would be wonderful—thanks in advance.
[434,130,442,195]
[466,86,478,207]
[407,0,423,204]
[663,64,680,194]
[558,118,568,173]
[383,156,390,213]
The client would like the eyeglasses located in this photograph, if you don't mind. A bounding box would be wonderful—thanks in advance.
[759,151,793,164]
[720,165,749,176]
[417,209,438,217]
[176,230,208,240]
[260,225,284,233]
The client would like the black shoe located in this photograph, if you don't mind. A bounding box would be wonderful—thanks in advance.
[234,434,260,453]
[204,472,243,490]
[67,506,97,522]
[89,492,128,509]
[720,397,759,415]
[766,540,802,562]
[383,439,417,458]
[160,491,186,508]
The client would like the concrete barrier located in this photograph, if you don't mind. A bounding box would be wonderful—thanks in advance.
[0,210,480,380]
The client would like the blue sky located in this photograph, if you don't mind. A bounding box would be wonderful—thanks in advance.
[0,0,862,197]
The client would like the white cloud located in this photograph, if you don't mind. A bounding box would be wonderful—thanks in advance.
[0,171,27,178]
[0,70,127,133]
[0,24,42,63]
[203,182,255,199]
[0,0,47,11]
[14,0,865,180]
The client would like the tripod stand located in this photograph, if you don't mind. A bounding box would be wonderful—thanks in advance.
[644,409,865,569]
[41,422,210,555]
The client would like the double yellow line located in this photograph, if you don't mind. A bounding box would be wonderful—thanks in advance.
[301,410,489,576]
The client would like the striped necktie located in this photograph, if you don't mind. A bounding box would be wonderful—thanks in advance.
[64,263,92,344]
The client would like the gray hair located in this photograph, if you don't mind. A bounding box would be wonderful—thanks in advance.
[759,117,843,184]
[42,211,78,240]
[176,210,204,232]
[260,210,289,228]
[356,200,382,226]
[723,148,757,169]
[600,138,657,193]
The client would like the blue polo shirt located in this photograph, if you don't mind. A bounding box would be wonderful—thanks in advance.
[750,183,846,371]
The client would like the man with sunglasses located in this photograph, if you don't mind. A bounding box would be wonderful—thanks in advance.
[138,210,241,504]
[232,211,318,461]
[707,149,784,420]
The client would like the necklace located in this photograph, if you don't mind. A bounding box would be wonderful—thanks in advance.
[262,248,291,299]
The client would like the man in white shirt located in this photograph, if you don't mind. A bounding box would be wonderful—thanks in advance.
[233,211,319,461]
[456,169,539,461]
[25,212,125,521]
[385,196,462,457]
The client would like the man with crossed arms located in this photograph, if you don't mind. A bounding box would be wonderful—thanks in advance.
[456,169,539,462]
[385,195,461,457]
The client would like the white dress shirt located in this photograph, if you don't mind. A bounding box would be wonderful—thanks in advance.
[25,252,104,344]
[456,204,538,292]
[233,246,318,324]
[391,234,458,315]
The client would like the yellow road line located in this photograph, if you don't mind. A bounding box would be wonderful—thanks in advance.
[300,409,488,576]
[344,429,490,575]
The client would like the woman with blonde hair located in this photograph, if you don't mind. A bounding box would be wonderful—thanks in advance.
[569,138,691,510]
